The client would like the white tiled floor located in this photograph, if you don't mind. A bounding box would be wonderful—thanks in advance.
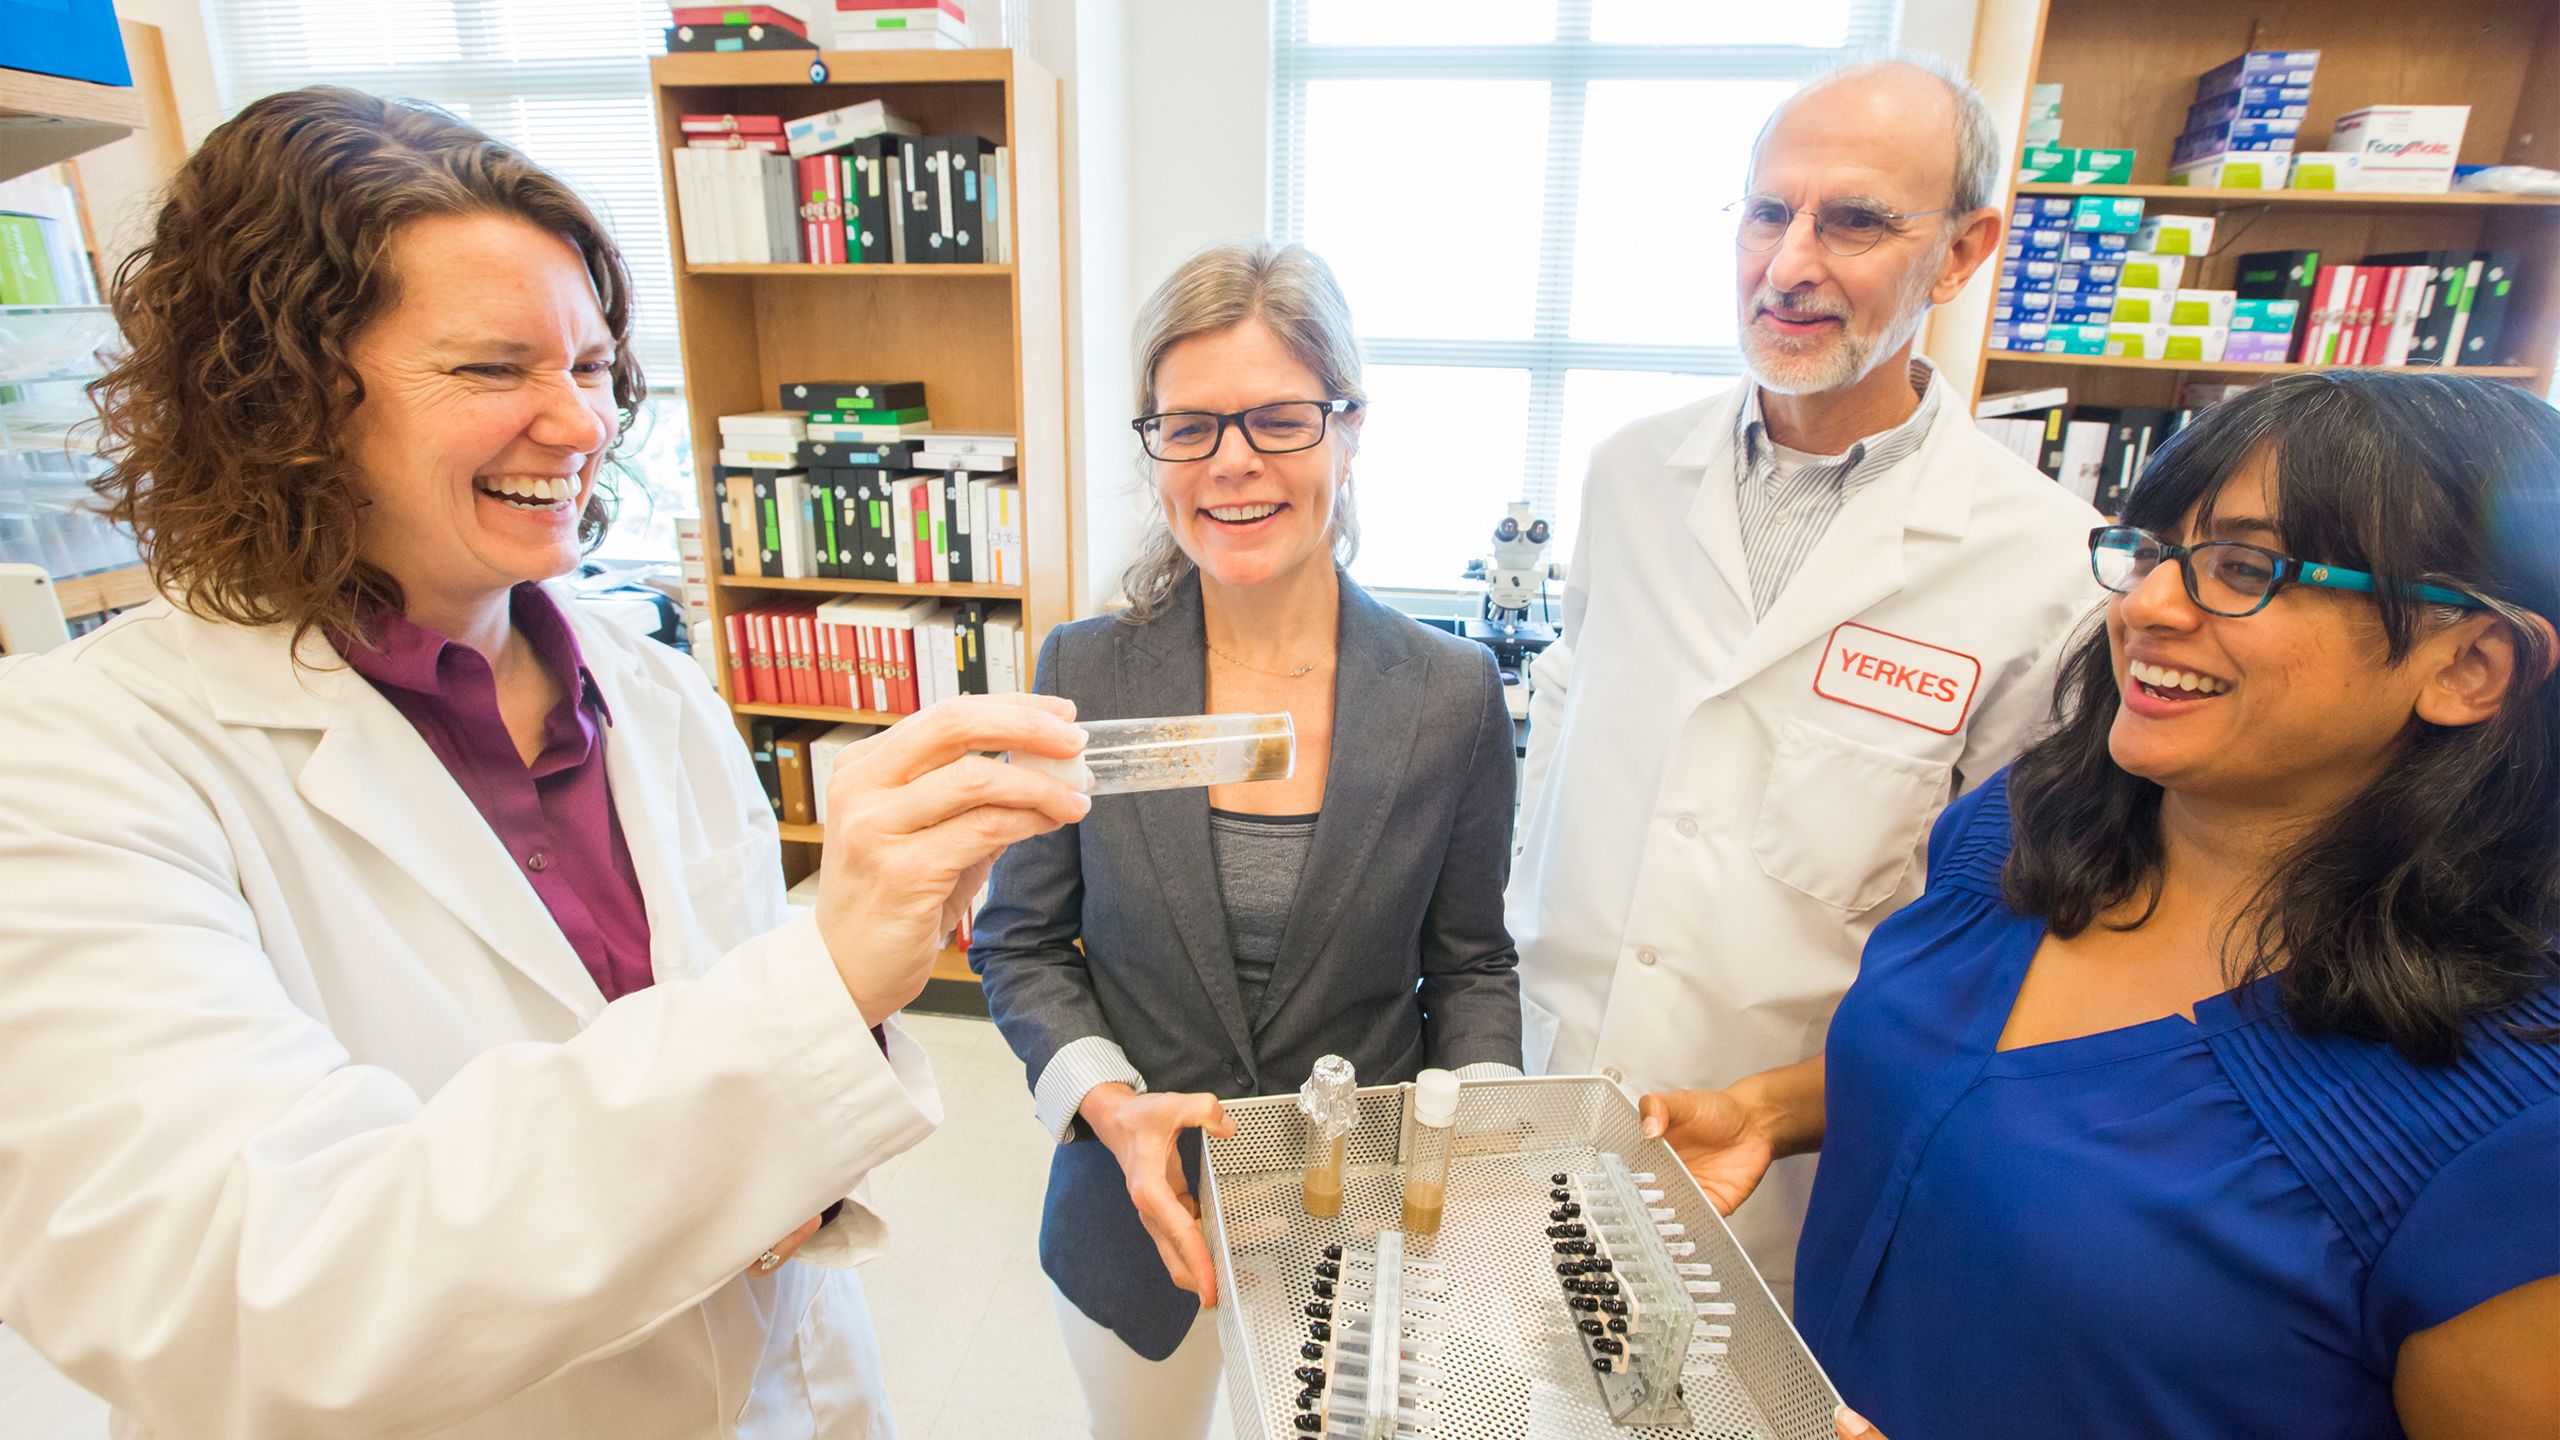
[0,1013,1227,1440]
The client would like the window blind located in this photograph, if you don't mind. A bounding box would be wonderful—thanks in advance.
[1270,0,1902,591]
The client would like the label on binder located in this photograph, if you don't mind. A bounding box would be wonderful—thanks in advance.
[1814,623,1981,734]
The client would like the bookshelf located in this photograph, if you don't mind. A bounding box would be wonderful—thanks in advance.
[0,64,144,184]
[1941,0,2560,412]
[650,49,1074,996]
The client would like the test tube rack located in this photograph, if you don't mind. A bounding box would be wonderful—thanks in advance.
[1200,1076,1842,1440]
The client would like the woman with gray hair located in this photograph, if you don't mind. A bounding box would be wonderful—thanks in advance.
[971,241,1526,1437]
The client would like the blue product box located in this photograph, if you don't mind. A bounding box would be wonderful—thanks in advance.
[2063,232,2132,263]
[2011,195,2075,223]
[1994,291,2056,323]
[2006,257,2060,282]
[0,0,134,86]
[2004,271,2058,297]
[2187,92,2309,129]
[2175,123,2301,165]
[1989,323,2016,350]
[2196,50,2321,96]
[2008,320,2054,346]
[2019,226,2070,253]
[2054,302,2118,326]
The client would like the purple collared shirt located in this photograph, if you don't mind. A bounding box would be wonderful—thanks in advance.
[342,584,657,1001]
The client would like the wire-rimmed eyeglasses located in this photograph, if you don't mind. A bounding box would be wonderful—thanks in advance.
[2088,525,2486,618]
[1131,399,1358,463]
[1726,193,1953,257]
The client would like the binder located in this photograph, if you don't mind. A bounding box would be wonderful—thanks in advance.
[747,718,784,819]
[944,473,973,582]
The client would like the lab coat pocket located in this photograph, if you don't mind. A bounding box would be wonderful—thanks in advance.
[683,839,779,965]
[1750,720,1950,914]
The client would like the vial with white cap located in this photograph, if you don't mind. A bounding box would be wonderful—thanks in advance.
[1397,1069,1461,1236]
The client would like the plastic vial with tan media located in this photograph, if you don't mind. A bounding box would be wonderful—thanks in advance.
[1008,712,1294,796]
[1399,1069,1460,1236]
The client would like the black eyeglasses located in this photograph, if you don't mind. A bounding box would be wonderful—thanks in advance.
[1726,193,1953,257]
[2089,525,2485,618]
[1130,398,1358,463]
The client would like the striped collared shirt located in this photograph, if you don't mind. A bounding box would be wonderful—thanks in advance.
[1734,357,1942,615]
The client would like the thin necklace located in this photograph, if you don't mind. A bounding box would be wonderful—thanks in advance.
[1206,635,1317,679]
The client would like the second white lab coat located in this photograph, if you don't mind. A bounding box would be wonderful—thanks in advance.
[1508,376,2104,1305]
[0,592,939,1439]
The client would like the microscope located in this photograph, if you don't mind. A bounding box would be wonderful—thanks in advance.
[1461,502,1564,721]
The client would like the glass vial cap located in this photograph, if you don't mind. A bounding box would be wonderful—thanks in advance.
[1412,1068,1460,1127]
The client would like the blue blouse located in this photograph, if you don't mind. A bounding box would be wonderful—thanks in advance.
[1795,772,2560,1440]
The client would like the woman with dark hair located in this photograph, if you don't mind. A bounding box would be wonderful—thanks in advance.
[1642,371,2560,1439]
[0,87,1087,1438]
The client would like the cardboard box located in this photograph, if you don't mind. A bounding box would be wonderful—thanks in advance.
[2170,152,2293,190]
[2119,251,2190,290]
[2107,323,2174,358]
[2187,91,2310,128]
[2165,324,2230,362]
[2018,146,2075,182]
[2071,147,2137,185]
[2222,329,2293,363]
[2171,289,2238,328]
[2135,215,2216,256]
[2111,288,2177,324]
[2073,195,2146,233]
[2328,106,2469,193]
[2231,297,2301,333]
[2064,231,2132,263]
[2049,322,2112,356]
[2196,50,2321,96]
[2286,152,2363,190]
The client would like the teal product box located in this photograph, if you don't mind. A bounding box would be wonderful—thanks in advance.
[2018,146,2075,182]
[2051,322,2112,356]
[2071,147,2137,185]
[2073,195,2147,233]
[2231,297,2301,332]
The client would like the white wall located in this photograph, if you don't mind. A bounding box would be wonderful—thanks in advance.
[1053,0,1271,613]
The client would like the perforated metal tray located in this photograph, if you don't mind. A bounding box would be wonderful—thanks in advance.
[1201,1076,1841,1440]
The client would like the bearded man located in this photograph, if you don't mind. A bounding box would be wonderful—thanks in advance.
[1506,53,2104,1311]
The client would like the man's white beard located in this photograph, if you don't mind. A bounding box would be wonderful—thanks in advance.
[1739,254,1942,397]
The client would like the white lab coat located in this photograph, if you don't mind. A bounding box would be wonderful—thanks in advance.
[0,591,940,1440]
[1509,377,2103,1306]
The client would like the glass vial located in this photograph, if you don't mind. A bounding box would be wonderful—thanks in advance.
[1297,1055,1358,1218]
[1398,1069,1461,1236]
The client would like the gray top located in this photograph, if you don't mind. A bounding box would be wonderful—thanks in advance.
[1733,356,1943,616]
[1207,807,1320,1016]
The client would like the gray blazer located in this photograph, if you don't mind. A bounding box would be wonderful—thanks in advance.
[971,570,1523,1358]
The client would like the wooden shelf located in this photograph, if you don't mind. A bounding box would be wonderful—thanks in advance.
[651,48,1017,89]
[0,65,145,183]
[687,262,1013,277]
[717,575,1027,601]
[1984,353,2539,378]
[2014,182,2560,209]
[736,700,905,726]
[777,821,823,842]
[50,563,154,620]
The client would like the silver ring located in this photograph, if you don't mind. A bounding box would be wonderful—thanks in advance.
[755,1249,783,1273]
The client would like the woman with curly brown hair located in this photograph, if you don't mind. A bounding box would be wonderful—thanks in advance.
[0,87,1087,1439]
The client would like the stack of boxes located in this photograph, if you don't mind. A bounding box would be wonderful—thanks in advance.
[1992,194,2138,355]
[2171,50,2318,190]
[2098,215,2300,363]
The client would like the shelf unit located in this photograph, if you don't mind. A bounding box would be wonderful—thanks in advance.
[649,48,1072,996]
[1940,0,2560,412]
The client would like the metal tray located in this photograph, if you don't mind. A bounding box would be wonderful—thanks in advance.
[1201,1075,1841,1440]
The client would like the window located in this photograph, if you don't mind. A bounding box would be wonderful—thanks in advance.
[1271,0,1899,591]
[204,0,691,559]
